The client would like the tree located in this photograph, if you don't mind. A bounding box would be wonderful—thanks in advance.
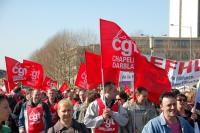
[30,30,98,86]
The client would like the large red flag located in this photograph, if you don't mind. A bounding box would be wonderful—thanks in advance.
[85,51,120,87]
[100,19,139,71]
[85,51,102,85]
[103,67,120,87]
[42,76,58,91]
[59,82,69,93]
[22,60,44,89]
[134,53,172,105]
[75,63,89,90]
[5,57,27,82]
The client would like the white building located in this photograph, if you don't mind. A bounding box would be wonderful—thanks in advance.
[169,0,199,38]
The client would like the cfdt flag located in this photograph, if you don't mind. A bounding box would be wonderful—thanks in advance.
[59,82,69,93]
[42,76,58,91]
[134,53,172,105]
[75,63,88,90]
[100,19,139,71]
[22,60,44,89]
[5,57,27,82]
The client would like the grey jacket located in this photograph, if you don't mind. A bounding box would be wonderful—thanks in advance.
[124,100,158,133]
[84,97,128,133]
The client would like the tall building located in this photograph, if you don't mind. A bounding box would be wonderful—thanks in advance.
[169,0,199,37]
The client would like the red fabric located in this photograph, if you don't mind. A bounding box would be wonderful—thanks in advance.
[103,68,120,88]
[85,51,120,87]
[5,56,26,82]
[22,60,44,89]
[75,63,97,90]
[27,104,45,133]
[100,19,139,72]
[134,53,172,105]
[75,63,88,90]
[124,85,131,95]
[42,76,58,92]
[85,51,102,86]
[94,98,119,133]
[3,79,17,93]
[59,82,69,92]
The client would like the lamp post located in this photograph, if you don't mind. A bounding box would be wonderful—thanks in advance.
[170,24,192,60]
[140,34,154,56]
[149,36,154,56]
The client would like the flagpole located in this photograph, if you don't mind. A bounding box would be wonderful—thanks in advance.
[132,75,136,132]
[99,19,105,103]
[101,68,105,102]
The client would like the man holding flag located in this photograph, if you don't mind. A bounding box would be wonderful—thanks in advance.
[84,82,128,133]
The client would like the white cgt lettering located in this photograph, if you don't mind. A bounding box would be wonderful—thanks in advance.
[112,38,132,56]
[29,112,41,122]
[12,63,27,76]
[47,81,55,87]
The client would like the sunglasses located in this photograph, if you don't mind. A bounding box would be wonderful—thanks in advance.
[177,99,186,102]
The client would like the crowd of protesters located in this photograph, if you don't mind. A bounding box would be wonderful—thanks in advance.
[0,82,200,133]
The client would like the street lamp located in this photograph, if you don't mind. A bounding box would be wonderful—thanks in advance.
[149,36,154,56]
[140,34,154,56]
[170,24,192,60]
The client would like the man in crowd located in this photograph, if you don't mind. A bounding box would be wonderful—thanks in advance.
[124,87,158,132]
[19,89,52,133]
[44,88,59,125]
[7,85,23,112]
[73,90,87,120]
[142,92,194,133]
[84,82,128,133]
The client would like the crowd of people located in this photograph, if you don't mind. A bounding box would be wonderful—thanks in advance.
[0,82,199,133]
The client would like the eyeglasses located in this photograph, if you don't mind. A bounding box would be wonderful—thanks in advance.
[177,99,186,102]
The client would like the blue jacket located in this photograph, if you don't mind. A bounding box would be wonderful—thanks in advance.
[142,113,194,133]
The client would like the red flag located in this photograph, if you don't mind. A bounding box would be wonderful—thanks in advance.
[85,51,120,88]
[42,76,58,91]
[103,67,120,87]
[134,53,172,105]
[75,63,89,90]
[100,19,139,71]
[59,82,69,93]
[3,79,16,93]
[85,51,102,85]
[22,60,44,89]
[5,57,27,82]
[124,84,131,95]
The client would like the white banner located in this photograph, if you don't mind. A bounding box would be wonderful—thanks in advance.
[146,55,200,88]
[119,71,134,82]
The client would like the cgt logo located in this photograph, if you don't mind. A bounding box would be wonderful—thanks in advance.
[31,71,40,80]
[47,81,56,87]
[112,30,136,56]
[104,118,115,128]
[81,71,87,83]
[29,111,41,122]
[12,62,27,76]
